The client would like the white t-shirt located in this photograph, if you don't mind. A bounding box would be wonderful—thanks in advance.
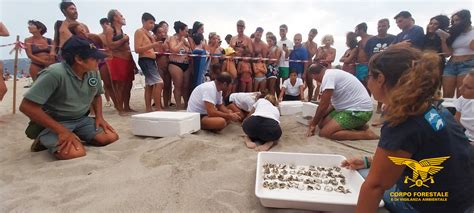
[454,96,474,141]
[252,99,280,123]
[452,28,474,56]
[282,78,304,96]
[320,69,373,111]
[229,92,258,112]
[187,81,223,114]
[277,39,293,67]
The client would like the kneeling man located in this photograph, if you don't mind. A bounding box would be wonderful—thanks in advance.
[187,72,241,131]
[306,64,378,140]
[20,36,119,160]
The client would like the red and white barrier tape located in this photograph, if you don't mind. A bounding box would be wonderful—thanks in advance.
[1,41,309,63]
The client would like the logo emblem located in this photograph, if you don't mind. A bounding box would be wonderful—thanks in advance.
[88,77,98,87]
[389,156,450,188]
[424,108,445,131]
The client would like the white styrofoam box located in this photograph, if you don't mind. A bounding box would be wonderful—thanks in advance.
[442,98,456,108]
[279,101,303,115]
[302,102,319,117]
[296,115,312,126]
[255,152,384,212]
[131,111,200,137]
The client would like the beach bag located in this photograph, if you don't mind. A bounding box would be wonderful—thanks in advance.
[25,120,45,139]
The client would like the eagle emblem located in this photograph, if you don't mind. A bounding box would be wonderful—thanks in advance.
[388,156,450,188]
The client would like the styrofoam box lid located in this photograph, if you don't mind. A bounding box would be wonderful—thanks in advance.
[443,98,457,102]
[131,111,200,121]
[255,152,384,208]
[442,98,457,108]
[279,101,303,106]
[303,102,318,107]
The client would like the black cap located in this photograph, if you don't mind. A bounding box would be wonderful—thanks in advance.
[62,36,107,59]
[256,27,264,33]
[394,11,412,19]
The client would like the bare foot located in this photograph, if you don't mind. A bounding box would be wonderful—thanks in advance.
[371,116,384,127]
[371,122,383,128]
[243,136,257,149]
[124,108,137,113]
[365,129,380,140]
[0,114,14,123]
[255,141,274,152]
[118,111,129,116]
[145,108,153,112]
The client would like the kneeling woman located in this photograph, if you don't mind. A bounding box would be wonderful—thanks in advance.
[227,92,262,120]
[242,95,281,151]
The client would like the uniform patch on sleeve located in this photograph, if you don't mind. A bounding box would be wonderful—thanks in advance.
[424,108,445,131]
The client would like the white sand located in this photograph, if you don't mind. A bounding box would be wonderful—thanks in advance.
[0,77,387,212]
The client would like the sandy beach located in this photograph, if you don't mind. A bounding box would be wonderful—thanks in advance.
[0,76,387,212]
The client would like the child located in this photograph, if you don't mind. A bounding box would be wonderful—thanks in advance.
[238,52,253,92]
[242,94,281,151]
[253,54,267,92]
[222,47,238,94]
[209,63,221,81]
[279,70,304,101]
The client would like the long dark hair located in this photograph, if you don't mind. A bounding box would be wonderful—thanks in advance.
[173,21,187,34]
[346,32,358,49]
[447,10,472,46]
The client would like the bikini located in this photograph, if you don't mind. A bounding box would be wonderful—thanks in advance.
[169,37,190,72]
[112,27,124,42]
[30,38,52,69]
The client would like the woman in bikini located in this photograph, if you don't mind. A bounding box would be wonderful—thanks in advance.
[208,32,223,68]
[153,22,173,108]
[315,34,336,68]
[168,21,192,109]
[340,32,358,75]
[25,20,55,81]
[313,34,336,100]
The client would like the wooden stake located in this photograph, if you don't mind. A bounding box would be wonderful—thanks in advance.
[12,35,19,114]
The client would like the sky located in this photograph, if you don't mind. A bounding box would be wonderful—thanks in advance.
[0,0,473,63]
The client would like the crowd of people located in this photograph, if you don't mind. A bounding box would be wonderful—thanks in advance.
[0,2,473,212]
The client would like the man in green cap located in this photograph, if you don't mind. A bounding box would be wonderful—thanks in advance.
[20,36,119,160]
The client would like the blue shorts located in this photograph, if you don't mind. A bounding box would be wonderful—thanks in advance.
[443,59,474,77]
[38,116,103,154]
[355,64,369,81]
[138,57,163,86]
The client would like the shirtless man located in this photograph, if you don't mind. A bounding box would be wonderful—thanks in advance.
[252,27,268,58]
[105,9,135,115]
[303,28,318,101]
[230,20,253,57]
[54,1,89,55]
[97,18,117,108]
[134,13,164,112]
[354,22,373,91]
